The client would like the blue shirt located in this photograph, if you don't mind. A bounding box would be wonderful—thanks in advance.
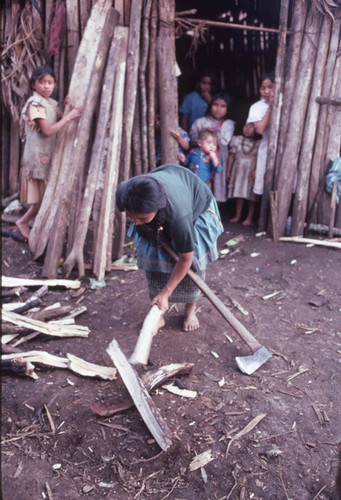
[185,147,222,184]
[179,91,209,129]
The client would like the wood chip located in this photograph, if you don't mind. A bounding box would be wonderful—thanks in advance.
[162,384,197,398]
[189,449,214,471]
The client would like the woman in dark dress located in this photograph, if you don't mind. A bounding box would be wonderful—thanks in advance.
[116,164,223,332]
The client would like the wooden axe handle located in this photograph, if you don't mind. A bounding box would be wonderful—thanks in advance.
[162,243,262,353]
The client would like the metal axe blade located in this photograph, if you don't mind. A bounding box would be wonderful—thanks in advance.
[235,346,272,375]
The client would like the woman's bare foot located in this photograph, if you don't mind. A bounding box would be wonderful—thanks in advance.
[229,216,240,223]
[16,220,30,239]
[183,303,199,331]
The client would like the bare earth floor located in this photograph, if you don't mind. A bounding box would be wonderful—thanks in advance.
[1,216,341,500]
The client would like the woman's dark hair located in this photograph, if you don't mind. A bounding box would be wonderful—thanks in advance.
[206,92,230,119]
[116,176,167,214]
[260,71,275,85]
[30,65,56,87]
[116,175,170,247]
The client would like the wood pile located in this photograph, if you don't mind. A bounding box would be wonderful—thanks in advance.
[261,0,341,237]
[1,276,117,380]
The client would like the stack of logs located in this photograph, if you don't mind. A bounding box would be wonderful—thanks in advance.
[26,0,178,279]
[261,0,341,237]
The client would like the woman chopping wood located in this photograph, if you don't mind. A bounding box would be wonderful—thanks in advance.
[115,164,223,332]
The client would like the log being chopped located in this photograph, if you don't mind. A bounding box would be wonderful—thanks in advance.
[107,339,172,450]
[129,305,163,365]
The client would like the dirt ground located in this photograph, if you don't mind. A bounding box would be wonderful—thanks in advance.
[1,211,341,500]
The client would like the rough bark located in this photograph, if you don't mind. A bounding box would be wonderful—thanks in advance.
[157,0,178,165]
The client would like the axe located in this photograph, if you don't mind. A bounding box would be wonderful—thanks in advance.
[162,243,272,375]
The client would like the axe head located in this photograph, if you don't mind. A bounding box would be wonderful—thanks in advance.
[235,346,272,375]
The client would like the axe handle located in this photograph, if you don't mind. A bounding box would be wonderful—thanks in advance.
[162,243,262,353]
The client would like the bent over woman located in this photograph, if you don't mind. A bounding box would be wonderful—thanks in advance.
[115,164,223,332]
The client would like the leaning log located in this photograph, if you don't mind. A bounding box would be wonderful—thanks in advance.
[63,23,124,278]
[259,0,290,233]
[107,339,173,450]
[93,27,128,279]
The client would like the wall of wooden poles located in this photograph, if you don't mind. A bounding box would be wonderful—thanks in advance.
[1,0,340,280]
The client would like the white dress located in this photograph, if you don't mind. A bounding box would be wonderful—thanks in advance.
[246,98,270,195]
[190,116,235,202]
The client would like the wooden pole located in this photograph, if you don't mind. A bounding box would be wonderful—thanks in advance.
[179,17,280,34]
[157,0,178,165]
[273,0,307,189]
[147,0,157,171]
[66,0,80,78]
[291,14,333,235]
[258,0,290,234]
[139,0,153,174]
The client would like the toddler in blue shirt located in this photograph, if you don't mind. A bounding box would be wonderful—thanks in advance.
[183,128,222,186]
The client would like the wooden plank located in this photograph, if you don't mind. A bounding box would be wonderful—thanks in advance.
[106,339,173,450]
[1,276,81,289]
[279,236,341,249]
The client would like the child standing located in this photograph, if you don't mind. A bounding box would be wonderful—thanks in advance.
[190,92,235,203]
[183,129,222,186]
[226,123,261,226]
[246,71,274,196]
[16,65,82,239]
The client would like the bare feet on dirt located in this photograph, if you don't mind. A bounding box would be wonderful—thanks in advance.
[183,303,199,331]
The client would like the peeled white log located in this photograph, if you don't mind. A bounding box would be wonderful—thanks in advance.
[129,305,163,365]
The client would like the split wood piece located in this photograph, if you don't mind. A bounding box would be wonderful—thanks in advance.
[1,276,81,289]
[66,354,117,380]
[28,305,76,321]
[106,339,173,450]
[1,351,117,380]
[129,305,163,365]
[2,310,90,338]
[111,263,138,271]
[29,0,114,262]
[2,358,37,379]
[91,362,194,417]
[279,236,341,249]
[8,285,48,313]
[93,27,128,279]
